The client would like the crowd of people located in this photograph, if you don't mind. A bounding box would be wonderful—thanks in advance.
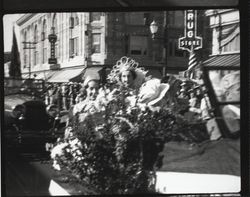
[43,82,87,111]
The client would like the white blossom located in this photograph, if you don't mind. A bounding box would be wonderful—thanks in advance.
[52,160,61,171]
[69,138,82,149]
[64,126,73,139]
[50,142,68,159]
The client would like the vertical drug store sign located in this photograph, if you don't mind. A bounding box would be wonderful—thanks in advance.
[178,10,202,52]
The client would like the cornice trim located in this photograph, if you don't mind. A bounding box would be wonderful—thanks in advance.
[16,14,37,26]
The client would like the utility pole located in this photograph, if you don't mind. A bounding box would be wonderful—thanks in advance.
[23,41,36,78]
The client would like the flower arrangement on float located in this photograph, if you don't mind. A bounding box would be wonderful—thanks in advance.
[48,57,209,194]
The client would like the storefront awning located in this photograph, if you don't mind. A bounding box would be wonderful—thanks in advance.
[35,71,57,80]
[21,73,29,79]
[48,67,85,83]
[203,54,240,68]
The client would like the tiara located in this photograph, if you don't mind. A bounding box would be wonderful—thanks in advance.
[107,56,148,87]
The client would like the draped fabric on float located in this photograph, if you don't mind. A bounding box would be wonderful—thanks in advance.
[9,26,21,78]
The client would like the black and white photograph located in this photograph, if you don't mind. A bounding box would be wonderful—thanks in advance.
[2,6,243,196]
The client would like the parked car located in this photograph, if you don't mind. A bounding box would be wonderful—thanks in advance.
[4,78,64,150]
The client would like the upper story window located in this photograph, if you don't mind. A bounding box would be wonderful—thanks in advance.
[34,25,38,43]
[42,19,47,63]
[23,31,27,68]
[33,25,38,65]
[69,14,79,28]
[90,12,101,22]
[91,33,101,53]
[168,11,184,28]
[41,19,47,41]
[129,36,148,56]
[69,37,79,57]
[125,12,145,25]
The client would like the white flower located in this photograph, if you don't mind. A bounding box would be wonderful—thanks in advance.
[50,142,68,159]
[76,149,82,156]
[69,138,82,148]
[73,101,87,115]
[45,143,54,152]
[64,127,73,139]
[72,152,77,157]
[137,103,147,111]
[52,160,61,171]
[125,95,137,107]
[75,156,84,161]
[139,78,170,106]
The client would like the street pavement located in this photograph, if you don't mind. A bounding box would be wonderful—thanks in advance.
[3,148,52,196]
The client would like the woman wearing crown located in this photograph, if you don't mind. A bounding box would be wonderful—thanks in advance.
[107,56,173,111]
[107,56,148,90]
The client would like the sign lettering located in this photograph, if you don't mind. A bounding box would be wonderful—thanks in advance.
[48,33,58,65]
[178,10,203,52]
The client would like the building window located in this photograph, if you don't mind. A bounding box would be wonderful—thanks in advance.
[75,16,79,26]
[69,17,74,28]
[168,11,184,28]
[90,12,101,22]
[69,37,79,57]
[34,51,39,65]
[41,32,45,41]
[33,25,38,65]
[143,13,150,26]
[23,32,27,67]
[43,48,47,63]
[24,54,27,68]
[69,14,79,28]
[129,36,147,55]
[92,33,101,53]
[125,12,145,25]
[42,20,47,63]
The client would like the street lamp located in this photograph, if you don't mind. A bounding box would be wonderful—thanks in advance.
[149,13,168,77]
[149,20,158,40]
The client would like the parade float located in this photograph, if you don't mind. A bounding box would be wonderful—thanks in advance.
[47,57,211,194]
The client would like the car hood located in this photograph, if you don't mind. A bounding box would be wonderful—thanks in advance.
[5,94,39,111]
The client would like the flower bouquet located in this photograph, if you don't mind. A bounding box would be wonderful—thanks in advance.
[49,79,209,194]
